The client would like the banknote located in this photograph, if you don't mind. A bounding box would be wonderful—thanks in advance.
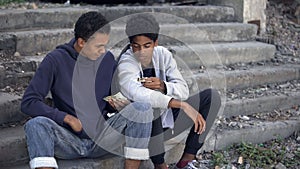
[103,92,127,101]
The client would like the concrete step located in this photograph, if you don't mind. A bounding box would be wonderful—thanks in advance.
[0,71,34,89]
[0,126,28,167]
[224,91,300,118]
[164,22,257,43]
[2,38,268,72]
[0,6,235,32]
[0,41,273,74]
[6,138,184,169]
[189,64,300,91]
[0,40,276,89]
[7,157,155,169]
[171,41,275,69]
[0,125,183,168]
[6,143,185,169]
[126,22,258,45]
[205,116,300,151]
[0,56,41,89]
[2,76,299,126]
[1,23,257,57]
[0,92,27,126]
[1,61,299,95]
[0,56,42,73]
[0,56,42,88]
[2,114,299,168]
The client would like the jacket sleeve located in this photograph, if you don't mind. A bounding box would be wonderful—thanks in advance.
[117,54,172,109]
[21,54,67,126]
[162,48,189,100]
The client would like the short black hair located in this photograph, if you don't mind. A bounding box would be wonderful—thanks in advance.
[125,13,160,43]
[74,11,110,41]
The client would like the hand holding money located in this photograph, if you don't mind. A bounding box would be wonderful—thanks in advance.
[138,77,166,93]
[103,92,127,101]
[103,92,130,112]
[137,77,152,83]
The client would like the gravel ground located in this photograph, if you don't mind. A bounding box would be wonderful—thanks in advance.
[192,132,300,169]
[0,0,206,9]
[264,0,300,58]
[0,1,76,9]
[226,79,300,101]
[216,106,300,131]
[212,1,300,168]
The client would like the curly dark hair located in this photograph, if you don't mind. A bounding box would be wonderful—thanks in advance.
[74,11,110,41]
[125,13,160,43]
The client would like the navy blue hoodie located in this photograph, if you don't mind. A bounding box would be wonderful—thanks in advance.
[21,39,117,139]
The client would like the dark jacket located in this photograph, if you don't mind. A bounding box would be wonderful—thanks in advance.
[21,38,117,139]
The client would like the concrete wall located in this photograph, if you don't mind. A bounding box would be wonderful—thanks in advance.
[243,0,267,34]
[208,0,244,22]
[208,0,267,34]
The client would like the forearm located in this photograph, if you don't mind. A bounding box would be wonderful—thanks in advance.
[168,98,197,120]
[120,81,172,109]
[168,98,206,134]
[21,95,67,125]
[168,98,185,109]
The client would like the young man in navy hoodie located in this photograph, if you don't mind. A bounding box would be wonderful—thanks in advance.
[21,11,153,169]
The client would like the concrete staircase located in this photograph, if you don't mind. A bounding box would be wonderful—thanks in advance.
[0,4,299,169]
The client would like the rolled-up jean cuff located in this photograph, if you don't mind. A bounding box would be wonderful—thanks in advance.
[29,157,58,169]
[124,147,149,160]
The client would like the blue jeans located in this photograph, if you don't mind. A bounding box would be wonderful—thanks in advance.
[24,102,153,169]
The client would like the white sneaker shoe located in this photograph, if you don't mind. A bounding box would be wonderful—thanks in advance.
[171,160,209,169]
[186,160,209,169]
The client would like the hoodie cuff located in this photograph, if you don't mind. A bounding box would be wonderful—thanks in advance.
[55,109,68,126]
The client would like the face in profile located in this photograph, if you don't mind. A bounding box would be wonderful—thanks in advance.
[131,35,157,68]
[81,33,109,60]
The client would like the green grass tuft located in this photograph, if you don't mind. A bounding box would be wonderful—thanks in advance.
[0,0,25,6]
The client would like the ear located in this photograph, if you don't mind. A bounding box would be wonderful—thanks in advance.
[154,40,158,46]
[77,38,86,48]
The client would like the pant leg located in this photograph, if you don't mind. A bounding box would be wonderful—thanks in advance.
[94,102,153,160]
[149,107,182,164]
[149,109,166,164]
[184,88,221,154]
[24,116,109,169]
[163,88,221,155]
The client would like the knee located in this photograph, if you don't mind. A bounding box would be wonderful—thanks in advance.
[211,88,221,99]
[124,102,153,123]
[131,102,152,112]
[211,89,221,106]
[24,116,54,132]
[202,88,221,104]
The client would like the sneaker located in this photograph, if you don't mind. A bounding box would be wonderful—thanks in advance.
[172,160,209,169]
[186,160,209,169]
[171,160,209,169]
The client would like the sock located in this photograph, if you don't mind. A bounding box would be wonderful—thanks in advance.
[176,160,190,168]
